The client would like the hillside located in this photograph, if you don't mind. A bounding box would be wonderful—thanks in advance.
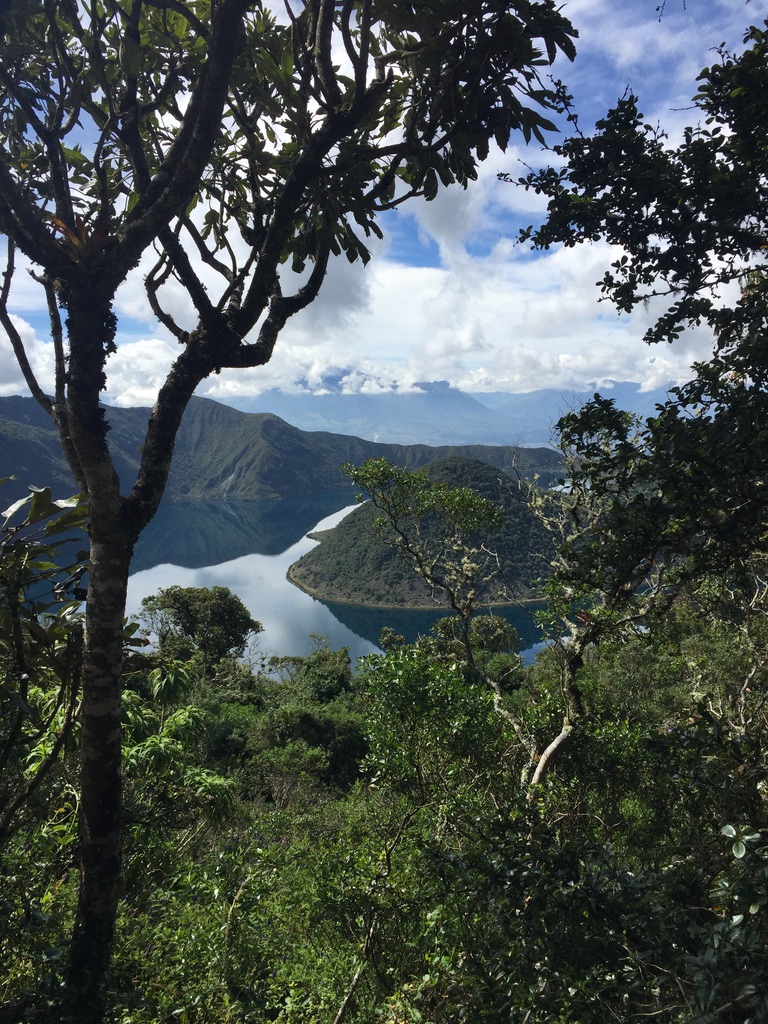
[288,457,554,608]
[0,395,564,509]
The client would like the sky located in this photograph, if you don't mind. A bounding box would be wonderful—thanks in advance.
[1,0,766,406]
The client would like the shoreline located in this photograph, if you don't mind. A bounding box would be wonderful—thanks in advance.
[286,564,543,611]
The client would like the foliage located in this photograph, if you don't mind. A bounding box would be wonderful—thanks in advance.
[504,22,768,808]
[0,0,577,1006]
[139,585,261,669]
[519,21,768,352]
[294,456,552,608]
[1,646,237,1020]
[0,483,87,850]
[5,568,767,1024]
[517,19,768,601]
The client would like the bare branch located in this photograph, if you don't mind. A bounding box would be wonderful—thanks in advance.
[230,240,332,368]
[179,213,235,283]
[0,244,52,415]
[314,0,342,108]
[145,249,186,341]
[158,223,218,326]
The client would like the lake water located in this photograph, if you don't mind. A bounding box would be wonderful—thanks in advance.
[125,499,544,666]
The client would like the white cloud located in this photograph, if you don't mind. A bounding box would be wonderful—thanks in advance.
[0,317,55,397]
[2,0,758,412]
[103,336,180,407]
[196,233,715,403]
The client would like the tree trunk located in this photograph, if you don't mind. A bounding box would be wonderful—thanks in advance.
[65,509,134,1022]
[58,281,136,1018]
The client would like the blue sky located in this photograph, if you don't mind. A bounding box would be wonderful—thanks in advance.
[1,0,765,406]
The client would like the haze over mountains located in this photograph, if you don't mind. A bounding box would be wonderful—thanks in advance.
[225,378,675,447]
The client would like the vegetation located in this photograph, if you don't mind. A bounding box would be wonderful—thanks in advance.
[4,564,768,1022]
[0,396,565,508]
[140,586,262,669]
[289,456,553,607]
[3,9,768,1024]
[0,0,577,1007]
[517,19,768,591]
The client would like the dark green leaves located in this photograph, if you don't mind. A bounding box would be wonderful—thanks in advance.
[139,585,262,668]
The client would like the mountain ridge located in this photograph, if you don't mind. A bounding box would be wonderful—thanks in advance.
[0,395,563,511]
[224,378,675,446]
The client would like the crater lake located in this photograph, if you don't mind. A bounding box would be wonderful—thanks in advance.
[125,497,545,664]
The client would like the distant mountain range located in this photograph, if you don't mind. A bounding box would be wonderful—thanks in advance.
[0,395,564,513]
[226,378,675,447]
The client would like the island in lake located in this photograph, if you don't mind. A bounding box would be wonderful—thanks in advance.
[288,456,554,609]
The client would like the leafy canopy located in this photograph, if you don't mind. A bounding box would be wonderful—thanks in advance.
[140,585,261,665]
[519,20,768,355]
[517,19,768,617]
[0,0,577,382]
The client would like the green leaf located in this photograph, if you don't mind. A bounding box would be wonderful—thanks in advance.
[2,495,31,523]
[119,33,143,77]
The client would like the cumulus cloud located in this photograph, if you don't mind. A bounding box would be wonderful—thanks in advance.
[199,234,715,401]
[103,336,181,407]
[0,317,55,397]
[1,0,753,411]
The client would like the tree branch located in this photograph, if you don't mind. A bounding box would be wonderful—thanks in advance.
[120,0,249,269]
[0,244,52,416]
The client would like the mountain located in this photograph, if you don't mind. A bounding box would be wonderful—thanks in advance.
[474,381,676,446]
[0,395,563,512]
[226,378,676,447]
[288,456,554,608]
[227,380,520,446]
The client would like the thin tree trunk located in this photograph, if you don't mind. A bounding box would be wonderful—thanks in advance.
[65,524,132,1018]
[64,502,133,1020]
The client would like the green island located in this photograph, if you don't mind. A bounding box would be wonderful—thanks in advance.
[288,457,553,608]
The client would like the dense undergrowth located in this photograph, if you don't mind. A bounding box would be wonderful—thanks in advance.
[3,584,767,1023]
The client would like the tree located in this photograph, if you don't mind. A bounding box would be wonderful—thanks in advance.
[345,457,592,790]
[504,18,768,787]
[344,458,508,653]
[140,584,261,669]
[0,0,576,1012]
[516,18,768,580]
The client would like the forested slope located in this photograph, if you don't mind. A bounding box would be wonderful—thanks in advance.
[289,457,553,606]
[0,395,563,505]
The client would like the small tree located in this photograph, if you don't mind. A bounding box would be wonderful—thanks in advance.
[0,1,576,1010]
[345,457,585,788]
[344,458,507,654]
[140,585,261,669]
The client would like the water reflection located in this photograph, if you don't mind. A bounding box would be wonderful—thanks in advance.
[127,501,543,664]
[130,491,356,572]
[323,598,544,653]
